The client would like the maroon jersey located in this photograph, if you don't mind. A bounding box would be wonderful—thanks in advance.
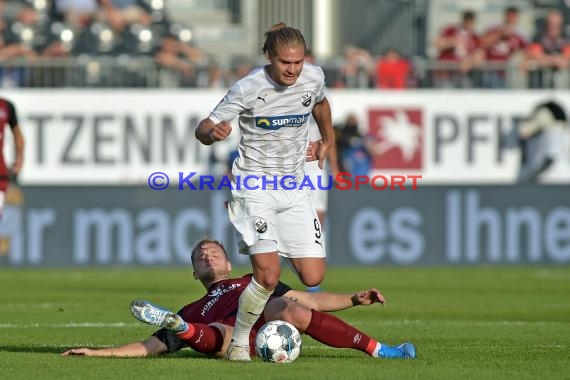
[0,98,18,182]
[437,25,480,61]
[484,25,527,61]
[153,274,292,353]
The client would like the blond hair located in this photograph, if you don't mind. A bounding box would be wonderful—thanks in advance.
[261,22,306,56]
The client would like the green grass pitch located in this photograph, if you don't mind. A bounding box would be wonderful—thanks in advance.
[0,266,568,379]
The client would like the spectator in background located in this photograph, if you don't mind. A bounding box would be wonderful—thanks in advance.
[434,10,485,87]
[0,2,39,86]
[480,6,527,88]
[375,48,412,89]
[98,0,151,33]
[53,0,98,30]
[1,1,73,61]
[522,10,570,88]
[0,2,39,59]
[228,59,253,83]
[335,114,371,176]
[154,34,204,86]
[200,63,228,88]
[336,45,374,88]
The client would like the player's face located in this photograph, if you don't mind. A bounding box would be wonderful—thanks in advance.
[505,11,518,26]
[268,45,305,86]
[192,242,232,282]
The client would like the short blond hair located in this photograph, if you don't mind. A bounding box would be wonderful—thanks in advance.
[261,22,306,57]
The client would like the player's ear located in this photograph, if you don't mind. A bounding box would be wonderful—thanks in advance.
[227,261,232,272]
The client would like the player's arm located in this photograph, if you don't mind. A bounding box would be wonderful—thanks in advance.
[61,336,167,357]
[7,100,24,175]
[282,288,385,312]
[326,134,340,177]
[10,127,24,175]
[311,97,334,169]
[196,82,245,145]
[307,137,340,177]
[480,27,503,48]
[195,118,232,145]
[434,28,457,51]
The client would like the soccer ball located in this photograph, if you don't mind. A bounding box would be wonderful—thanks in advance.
[255,320,302,363]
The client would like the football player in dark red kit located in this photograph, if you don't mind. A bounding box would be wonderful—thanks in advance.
[0,97,24,219]
[62,239,416,360]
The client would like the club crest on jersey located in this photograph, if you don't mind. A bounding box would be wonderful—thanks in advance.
[254,218,267,233]
[209,286,223,297]
[301,91,312,107]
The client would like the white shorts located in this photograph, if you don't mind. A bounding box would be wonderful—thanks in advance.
[228,186,326,258]
[305,160,329,213]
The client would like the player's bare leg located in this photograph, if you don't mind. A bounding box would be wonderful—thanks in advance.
[303,212,326,292]
[227,250,279,361]
[289,257,326,287]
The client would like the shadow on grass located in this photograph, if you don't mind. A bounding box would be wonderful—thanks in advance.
[0,345,355,361]
[0,345,70,354]
[0,345,218,359]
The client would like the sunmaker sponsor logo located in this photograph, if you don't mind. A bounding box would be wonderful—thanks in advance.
[255,113,311,129]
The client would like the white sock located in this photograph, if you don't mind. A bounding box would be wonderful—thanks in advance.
[231,277,273,346]
[370,342,382,358]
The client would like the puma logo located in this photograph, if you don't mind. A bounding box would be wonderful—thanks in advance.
[315,240,323,247]
[257,95,267,103]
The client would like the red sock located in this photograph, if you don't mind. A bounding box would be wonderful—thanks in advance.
[305,309,378,356]
[176,323,224,354]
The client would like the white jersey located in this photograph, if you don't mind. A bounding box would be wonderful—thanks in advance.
[209,63,326,181]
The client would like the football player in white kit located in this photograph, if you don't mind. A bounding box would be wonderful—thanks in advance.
[195,23,334,361]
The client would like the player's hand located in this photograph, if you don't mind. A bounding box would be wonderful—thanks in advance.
[353,288,385,306]
[61,348,94,356]
[11,159,22,176]
[211,121,232,142]
[306,140,320,162]
[9,171,18,185]
[316,140,331,170]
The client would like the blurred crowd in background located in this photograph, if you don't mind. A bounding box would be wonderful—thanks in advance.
[0,0,569,89]
[2,0,568,183]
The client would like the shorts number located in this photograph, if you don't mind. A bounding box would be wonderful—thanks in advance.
[314,218,322,239]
